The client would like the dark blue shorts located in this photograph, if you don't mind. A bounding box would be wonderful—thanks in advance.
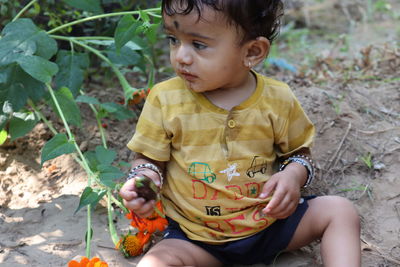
[163,196,315,265]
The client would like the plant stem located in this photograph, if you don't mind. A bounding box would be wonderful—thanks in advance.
[47,8,161,34]
[46,84,94,177]
[68,36,114,41]
[13,0,37,22]
[28,99,57,135]
[46,84,94,257]
[111,194,129,214]
[86,205,92,257]
[107,190,119,246]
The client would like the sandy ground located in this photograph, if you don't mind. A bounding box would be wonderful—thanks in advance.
[1,1,400,266]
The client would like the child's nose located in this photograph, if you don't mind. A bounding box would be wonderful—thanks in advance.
[175,45,193,65]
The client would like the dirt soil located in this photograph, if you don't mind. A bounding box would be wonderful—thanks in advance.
[1,2,399,267]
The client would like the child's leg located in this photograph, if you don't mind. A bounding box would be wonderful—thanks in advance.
[286,196,361,267]
[137,238,223,267]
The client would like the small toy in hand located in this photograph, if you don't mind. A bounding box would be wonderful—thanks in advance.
[134,175,159,201]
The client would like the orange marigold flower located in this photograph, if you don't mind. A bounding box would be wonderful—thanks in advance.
[126,201,168,234]
[68,256,108,267]
[128,88,150,105]
[117,232,151,257]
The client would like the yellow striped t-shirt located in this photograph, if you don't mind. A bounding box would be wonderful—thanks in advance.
[127,71,315,244]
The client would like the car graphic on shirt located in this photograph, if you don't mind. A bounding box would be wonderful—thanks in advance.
[188,162,216,184]
[246,156,267,178]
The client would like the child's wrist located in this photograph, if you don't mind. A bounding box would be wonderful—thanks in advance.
[279,154,315,188]
[127,163,164,187]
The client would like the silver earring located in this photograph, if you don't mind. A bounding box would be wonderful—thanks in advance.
[248,61,252,69]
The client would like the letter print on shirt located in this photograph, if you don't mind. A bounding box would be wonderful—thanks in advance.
[220,163,240,182]
[205,206,221,216]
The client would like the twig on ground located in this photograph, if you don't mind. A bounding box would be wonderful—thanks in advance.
[97,244,116,250]
[361,237,400,265]
[324,122,352,170]
[387,193,400,201]
[387,145,400,154]
[394,202,400,222]
[358,127,400,135]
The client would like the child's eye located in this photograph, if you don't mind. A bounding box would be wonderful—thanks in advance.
[167,35,179,46]
[193,41,207,50]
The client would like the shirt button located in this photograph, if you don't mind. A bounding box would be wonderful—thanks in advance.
[228,119,236,128]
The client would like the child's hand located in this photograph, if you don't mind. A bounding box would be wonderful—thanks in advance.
[119,169,160,218]
[259,165,306,219]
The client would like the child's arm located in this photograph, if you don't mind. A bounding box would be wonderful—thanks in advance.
[119,153,165,218]
[259,163,307,219]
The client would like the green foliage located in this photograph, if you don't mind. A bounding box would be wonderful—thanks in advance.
[55,50,90,96]
[76,186,107,214]
[41,133,76,166]
[360,153,373,169]
[0,0,162,258]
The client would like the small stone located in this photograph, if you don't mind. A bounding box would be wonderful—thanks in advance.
[373,161,385,170]
[79,141,88,152]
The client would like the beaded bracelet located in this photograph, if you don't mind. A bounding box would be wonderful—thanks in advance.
[127,163,164,187]
[279,154,315,188]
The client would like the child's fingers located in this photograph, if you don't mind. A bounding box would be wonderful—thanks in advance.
[132,200,156,218]
[119,179,138,200]
[258,178,276,199]
[122,197,145,211]
[265,195,297,218]
[262,188,285,214]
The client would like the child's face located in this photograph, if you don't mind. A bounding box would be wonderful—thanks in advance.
[163,6,250,93]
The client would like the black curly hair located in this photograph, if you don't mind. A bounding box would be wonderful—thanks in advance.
[161,0,284,44]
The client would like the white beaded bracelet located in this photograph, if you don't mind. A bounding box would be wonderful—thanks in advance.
[279,154,315,188]
[127,163,164,187]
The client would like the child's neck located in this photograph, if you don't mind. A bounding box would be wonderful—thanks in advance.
[203,72,257,111]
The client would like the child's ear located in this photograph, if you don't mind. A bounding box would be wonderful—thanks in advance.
[243,37,270,68]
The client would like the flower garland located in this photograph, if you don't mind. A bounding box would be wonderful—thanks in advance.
[117,201,168,257]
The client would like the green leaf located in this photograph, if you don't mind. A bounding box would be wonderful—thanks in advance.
[76,95,100,105]
[105,44,141,66]
[100,102,135,120]
[0,38,35,66]
[146,23,160,44]
[17,55,59,83]
[0,65,46,108]
[84,150,100,171]
[75,187,107,214]
[100,102,118,113]
[101,102,135,120]
[98,164,124,187]
[0,19,57,66]
[0,67,27,111]
[9,112,38,141]
[114,15,140,52]
[50,87,82,127]
[0,129,7,145]
[41,133,75,166]
[64,0,103,14]
[118,161,131,168]
[55,50,89,97]
[95,146,116,165]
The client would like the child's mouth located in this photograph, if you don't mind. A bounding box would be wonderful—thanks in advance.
[179,70,197,81]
